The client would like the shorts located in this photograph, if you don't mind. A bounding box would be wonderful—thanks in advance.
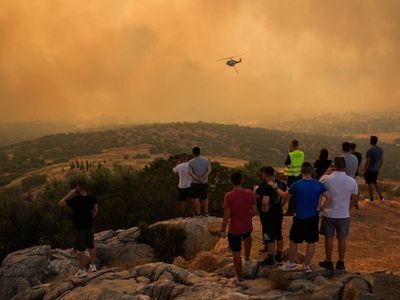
[320,216,350,240]
[74,227,95,251]
[364,171,379,185]
[262,214,283,243]
[178,187,190,201]
[190,183,208,199]
[228,231,252,252]
[289,214,319,244]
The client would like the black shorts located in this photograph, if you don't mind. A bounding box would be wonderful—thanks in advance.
[364,171,379,184]
[228,231,252,252]
[190,183,208,199]
[74,227,95,251]
[178,187,190,201]
[289,214,319,244]
[263,214,283,243]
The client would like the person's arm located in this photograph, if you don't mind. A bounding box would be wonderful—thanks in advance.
[364,151,370,172]
[251,203,257,217]
[189,168,201,182]
[262,196,270,212]
[172,165,178,173]
[379,155,384,170]
[267,181,289,204]
[320,191,332,211]
[285,154,291,166]
[350,194,359,208]
[93,204,98,218]
[201,163,212,179]
[58,189,76,207]
[221,208,230,237]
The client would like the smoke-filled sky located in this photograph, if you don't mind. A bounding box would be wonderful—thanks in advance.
[1,0,399,125]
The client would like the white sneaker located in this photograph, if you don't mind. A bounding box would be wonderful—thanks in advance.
[75,269,88,278]
[279,262,298,272]
[89,264,97,273]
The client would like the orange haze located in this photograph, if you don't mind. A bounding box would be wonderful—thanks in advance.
[1,0,399,124]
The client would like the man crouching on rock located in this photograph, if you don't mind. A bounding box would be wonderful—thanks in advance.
[59,179,98,278]
[221,172,257,282]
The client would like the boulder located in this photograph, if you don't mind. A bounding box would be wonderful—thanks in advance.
[0,245,51,300]
[152,217,221,260]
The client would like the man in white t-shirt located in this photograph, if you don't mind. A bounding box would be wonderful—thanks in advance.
[173,153,192,218]
[319,157,358,275]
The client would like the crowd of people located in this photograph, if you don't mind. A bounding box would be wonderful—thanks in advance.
[57,136,384,279]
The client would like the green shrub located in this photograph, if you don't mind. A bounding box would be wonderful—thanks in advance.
[138,224,186,263]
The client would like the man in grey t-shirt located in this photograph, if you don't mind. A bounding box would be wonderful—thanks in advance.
[188,146,212,217]
[342,142,358,178]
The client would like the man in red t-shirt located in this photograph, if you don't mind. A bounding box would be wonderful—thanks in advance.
[221,172,257,281]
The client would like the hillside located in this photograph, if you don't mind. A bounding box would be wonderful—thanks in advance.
[1,122,399,186]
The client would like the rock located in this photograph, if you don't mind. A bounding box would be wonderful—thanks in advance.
[288,279,317,293]
[239,278,275,295]
[311,282,343,300]
[152,217,221,259]
[173,256,190,269]
[0,245,51,300]
[117,227,141,242]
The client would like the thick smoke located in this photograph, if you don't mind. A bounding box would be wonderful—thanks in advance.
[0,0,399,124]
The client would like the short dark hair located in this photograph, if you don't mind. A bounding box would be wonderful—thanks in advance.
[301,162,313,174]
[342,142,351,152]
[262,166,275,177]
[370,135,378,145]
[291,139,299,148]
[192,147,200,156]
[350,142,356,151]
[334,156,346,171]
[230,171,242,186]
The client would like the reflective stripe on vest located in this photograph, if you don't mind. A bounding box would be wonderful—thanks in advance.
[284,150,305,176]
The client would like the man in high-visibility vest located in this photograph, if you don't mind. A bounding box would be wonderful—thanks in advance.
[284,139,305,216]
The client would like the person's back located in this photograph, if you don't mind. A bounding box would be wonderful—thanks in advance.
[225,188,255,234]
[173,162,191,188]
[366,145,383,172]
[320,172,357,218]
[289,179,326,218]
[189,156,211,183]
[67,194,97,230]
[314,159,332,179]
[343,153,358,178]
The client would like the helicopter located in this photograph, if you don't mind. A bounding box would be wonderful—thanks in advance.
[216,53,245,74]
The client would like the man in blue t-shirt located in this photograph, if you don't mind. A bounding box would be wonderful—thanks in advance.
[276,162,331,275]
[364,135,384,202]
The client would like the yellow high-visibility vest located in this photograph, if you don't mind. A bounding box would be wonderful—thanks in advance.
[284,150,305,176]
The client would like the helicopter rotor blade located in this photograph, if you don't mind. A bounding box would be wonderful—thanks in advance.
[216,53,246,61]
[234,66,239,74]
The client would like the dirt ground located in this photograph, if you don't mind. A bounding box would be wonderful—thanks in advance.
[250,199,400,273]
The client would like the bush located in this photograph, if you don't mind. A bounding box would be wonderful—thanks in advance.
[138,224,186,263]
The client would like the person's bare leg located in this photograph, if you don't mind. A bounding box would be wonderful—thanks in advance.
[89,248,96,264]
[338,239,346,262]
[78,251,86,269]
[244,236,252,260]
[203,198,209,214]
[289,240,297,263]
[324,237,333,261]
[192,198,200,215]
[179,201,186,215]
[368,184,374,200]
[277,240,283,252]
[232,251,243,279]
[305,243,315,266]
[374,183,383,199]
[267,241,275,256]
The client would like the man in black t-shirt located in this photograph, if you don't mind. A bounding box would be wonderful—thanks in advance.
[59,180,98,278]
[256,166,287,266]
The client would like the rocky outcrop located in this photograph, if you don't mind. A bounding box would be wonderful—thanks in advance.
[12,261,377,300]
[0,228,156,300]
[152,217,221,260]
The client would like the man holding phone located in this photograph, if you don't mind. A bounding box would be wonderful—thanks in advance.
[59,179,98,278]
